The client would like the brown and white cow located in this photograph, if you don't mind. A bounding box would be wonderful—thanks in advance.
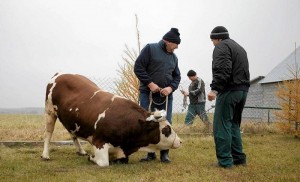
[41,73,181,167]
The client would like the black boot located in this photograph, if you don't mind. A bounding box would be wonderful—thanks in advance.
[140,152,156,162]
[160,150,171,163]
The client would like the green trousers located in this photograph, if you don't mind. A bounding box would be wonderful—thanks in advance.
[213,90,247,167]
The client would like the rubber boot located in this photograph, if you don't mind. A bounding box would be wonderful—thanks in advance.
[139,152,156,162]
[160,150,171,163]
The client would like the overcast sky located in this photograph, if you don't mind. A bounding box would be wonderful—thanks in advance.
[1,0,300,108]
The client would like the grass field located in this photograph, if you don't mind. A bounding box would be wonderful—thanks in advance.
[0,114,299,181]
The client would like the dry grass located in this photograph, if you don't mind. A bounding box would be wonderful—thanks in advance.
[0,114,300,181]
[0,114,281,141]
[1,134,299,182]
[0,114,70,141]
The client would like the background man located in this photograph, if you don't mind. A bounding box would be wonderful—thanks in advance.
[181,70,210,129]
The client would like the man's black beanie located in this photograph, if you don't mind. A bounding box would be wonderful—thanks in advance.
[163,28,181,44]
[210,26,229,40]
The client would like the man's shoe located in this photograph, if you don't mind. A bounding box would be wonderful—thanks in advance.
[234,159,247,166]
[140,152,156,162]
[234,161,247,166]
[160,150,171,163]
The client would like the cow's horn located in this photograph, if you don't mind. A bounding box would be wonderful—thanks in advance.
[146,115,156,122]
[154,111,166,122]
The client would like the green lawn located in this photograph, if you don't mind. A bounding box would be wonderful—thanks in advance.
[1,134,299,182]
[0,114,299,181]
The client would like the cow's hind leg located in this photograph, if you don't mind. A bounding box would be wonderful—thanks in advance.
[71,135,87,156]
[88,144,110,167]
[41,113,57,160]
[109,147,128,164]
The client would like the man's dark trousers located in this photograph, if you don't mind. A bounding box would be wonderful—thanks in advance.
[213,90,247,167]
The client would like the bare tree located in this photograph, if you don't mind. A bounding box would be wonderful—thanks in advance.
[114,14,141,103]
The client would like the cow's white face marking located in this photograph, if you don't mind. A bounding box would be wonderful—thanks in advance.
[94,110,106,129]
[141,122,181,151]
[157,120,181,149]
[75,108,79,112]
[143,110,182,151]
[69,108,72,111]
[89,143,110,167]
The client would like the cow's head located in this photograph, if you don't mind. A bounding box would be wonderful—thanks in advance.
[141,109,182,152]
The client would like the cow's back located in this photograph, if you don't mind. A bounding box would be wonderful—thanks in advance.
[45,73,152,141]
[46,73,98,103]
[45,73,113,138]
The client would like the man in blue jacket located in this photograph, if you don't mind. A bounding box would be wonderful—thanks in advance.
[134,28,181,163]
[207,26,250,168]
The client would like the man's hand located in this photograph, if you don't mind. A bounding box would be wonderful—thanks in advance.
[181,90,188,96]
[160,86,173,96]
[148,82,161,93]
[207,90,217,101]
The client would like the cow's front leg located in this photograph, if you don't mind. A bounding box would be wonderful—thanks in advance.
[89,144,110,167]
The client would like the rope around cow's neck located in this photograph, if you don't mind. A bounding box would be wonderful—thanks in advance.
[148,91,168,114]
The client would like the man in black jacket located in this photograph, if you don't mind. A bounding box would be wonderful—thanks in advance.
[207,26,250,168]
[134,28,181,163]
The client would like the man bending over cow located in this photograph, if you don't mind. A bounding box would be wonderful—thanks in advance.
[134,28,181,163]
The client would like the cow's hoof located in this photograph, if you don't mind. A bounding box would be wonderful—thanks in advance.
[41,156,50,161]
[76,151,87,156]
[112,157,129,164]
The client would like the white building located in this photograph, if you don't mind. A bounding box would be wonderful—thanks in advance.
[244,46,300,122]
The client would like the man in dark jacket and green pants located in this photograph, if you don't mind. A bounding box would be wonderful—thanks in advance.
[207,26,250,168]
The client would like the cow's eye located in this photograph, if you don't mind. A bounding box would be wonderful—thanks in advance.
[161,125,171,137]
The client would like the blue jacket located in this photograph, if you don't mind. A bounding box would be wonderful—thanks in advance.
[134,40,181,92]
